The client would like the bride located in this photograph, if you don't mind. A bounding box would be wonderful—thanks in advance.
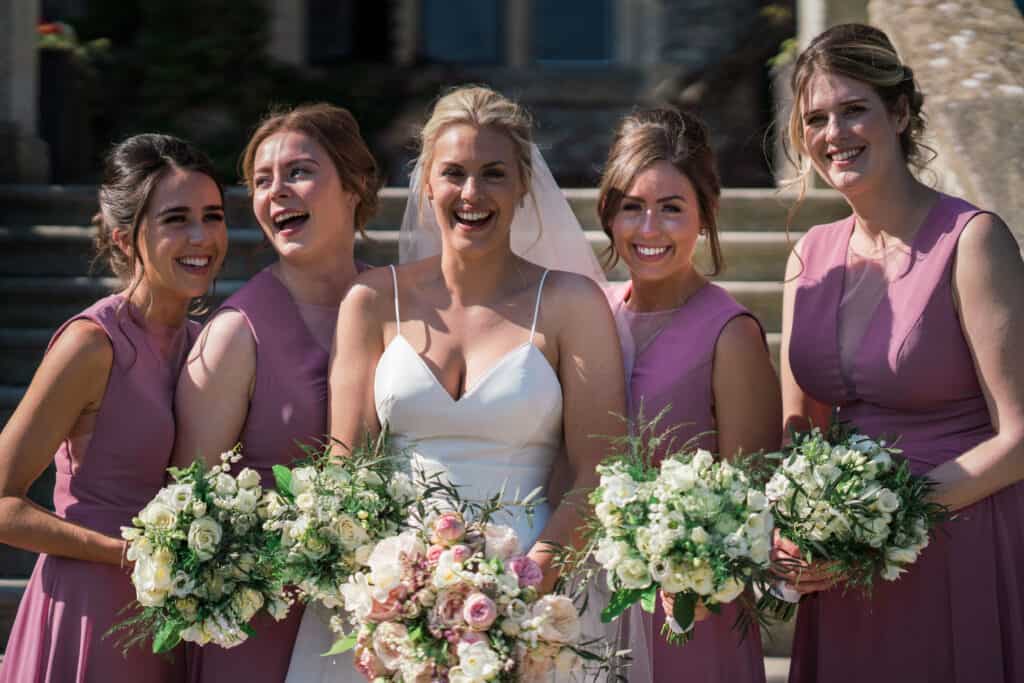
[284,85,628,681]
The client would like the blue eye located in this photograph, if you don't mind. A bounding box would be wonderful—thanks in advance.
[662,204,681,213]
[290,167,311,180]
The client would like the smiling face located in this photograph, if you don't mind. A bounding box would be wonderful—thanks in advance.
[131,167,227,303]
[800,70,909,199]
[425,124,525,259]
[611,160,702,285]
[251,130,358,265]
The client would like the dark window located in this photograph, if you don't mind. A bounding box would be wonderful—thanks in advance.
[308,0,392,65]
[532,0,613,63]
[421,0,503,64]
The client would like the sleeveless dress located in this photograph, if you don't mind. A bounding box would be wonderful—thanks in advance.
[609,281,768,683]
[787,193,1024,683]
[285,267,570,682]
[0,294,194,683]
[189,265,363,683]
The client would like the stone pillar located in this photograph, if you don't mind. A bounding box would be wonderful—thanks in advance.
[0,0,49,182]
[392,0,419,66]
[870,0,1024,252]
[267,0,307,66]
[505,0,530,68]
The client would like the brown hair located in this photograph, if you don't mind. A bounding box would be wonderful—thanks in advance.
[598,107,723,274]
[415,85,534,205]
[92,133,222,297]
[783,23,933,227]
[240,103,381,235]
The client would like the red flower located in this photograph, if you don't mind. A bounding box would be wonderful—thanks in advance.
[38,23,62,35]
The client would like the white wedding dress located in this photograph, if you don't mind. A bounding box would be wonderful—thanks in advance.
[285,268,608,682]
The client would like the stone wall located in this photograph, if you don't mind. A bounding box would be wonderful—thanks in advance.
[870,0,1024,251]
[0,0,49,182]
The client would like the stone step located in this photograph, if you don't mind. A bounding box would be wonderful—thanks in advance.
[0,184,849,232]
[0,224,800,282]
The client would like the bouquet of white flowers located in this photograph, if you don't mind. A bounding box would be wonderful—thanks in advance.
[762,419,948,614]
[115,447,290,653]
[263,430,418,610]
[331,483,611,682]
[588,419,774,645]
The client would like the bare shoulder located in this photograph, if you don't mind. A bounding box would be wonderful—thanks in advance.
[195,309,255,356]
[716,314,767,358]
[542,270,608,310]
[47,319,113,376]
[340,266,398,322]
[957,212,1020,268]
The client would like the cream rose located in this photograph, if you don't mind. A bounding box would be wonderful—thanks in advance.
[188,516,223,561]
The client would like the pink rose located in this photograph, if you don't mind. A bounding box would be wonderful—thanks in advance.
[366,586,407,623]
[354,644,389,679]
[431,512,466,546]
[433,587,468,627]
[506,555,543,588]
[483,524,520,560]
[427,544,446,565]
[460,631,486,646]
[450,544,473,564]
[462,592,498,631]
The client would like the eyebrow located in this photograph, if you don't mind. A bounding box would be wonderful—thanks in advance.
[155,204,224,217]
[622,194,687,203]
[253,156,320,173]
[804,97,868,116]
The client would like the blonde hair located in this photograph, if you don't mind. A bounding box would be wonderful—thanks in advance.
[598,108,723,274]
[415,85,534,204]
[240,103,381,235]
[783,24,932,226]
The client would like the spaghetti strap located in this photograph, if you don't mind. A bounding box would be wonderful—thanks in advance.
[529,270,550,343]
[389,265,401,333]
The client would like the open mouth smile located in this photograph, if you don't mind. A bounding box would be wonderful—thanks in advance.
[827,147,865,165]
[176,255,213,273]
[633,244,673,261]
[453,208,494,230]
[272,210,309,234]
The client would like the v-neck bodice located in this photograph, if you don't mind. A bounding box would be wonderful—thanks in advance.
[789,193,994,472]
[373,266,562,546]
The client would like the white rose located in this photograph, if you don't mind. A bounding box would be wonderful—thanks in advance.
[302,534,330,560]
[336,514,370,550]
[659,567,689,595]
[161,484,194,512]
[294,491,316,512]
[691,449,714,471]
[594,501,618,526]
[213,472,238,498]
[593,539,630,571]
[765,473,791,501]
[139,501,178,531]
[190,499,207,517]
[711,577,745,604]
[616,557,652,590]
[132,556,172,606]
[230,587,265,622]
[746,489,768,512]
[188,517,223,561]
[688,565,714,596]
[532,595,582,644]
[874,488,901,514]
[290,467,317,495]
[256,491,286,520]
[483,524,520,560]
[457,641,501,680]
[602,473,640,507]
[233,487,260,514]
[660,460,697,492]
[126,536,153,562]
[236,467,261,489]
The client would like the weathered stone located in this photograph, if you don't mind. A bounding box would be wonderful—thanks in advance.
[0,0,50,182]
[870,0,1024,252]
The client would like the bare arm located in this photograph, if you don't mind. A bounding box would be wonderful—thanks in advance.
[927,214,1024,510]
[0,321,124,565]
[713,314,783,460]
[528,274,627,591]
[780,244,832,434]
[172,310,255,468]
[328,274,388,451]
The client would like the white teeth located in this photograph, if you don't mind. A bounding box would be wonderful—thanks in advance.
[178,256,210,268]
[830,148,861,161]
[455,210,490,222]
[636,245,669,257]
[274,210,307,225]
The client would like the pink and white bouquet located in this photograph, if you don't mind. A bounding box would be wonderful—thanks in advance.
[588,418,775,645]
[115,447,290,653]
[334,506,596,682]
[263,431,418,611]
[762,419,949,613]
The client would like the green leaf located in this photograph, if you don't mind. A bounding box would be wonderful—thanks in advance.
[322,633,357,656]
[272,465,293,498]
[640,584,658,613]
[673,592,698,632]
[601,588,643,623]
[152,619,183,654]
[241,622,256,638]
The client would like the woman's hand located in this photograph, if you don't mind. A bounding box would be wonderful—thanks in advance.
[771,529,840,594]
[660,590,711,625]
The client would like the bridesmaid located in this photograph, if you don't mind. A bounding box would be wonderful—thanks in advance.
[777,24,1024,683]
[0,134,227,681]
[171,103,380,683]
[600,108,781,682]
